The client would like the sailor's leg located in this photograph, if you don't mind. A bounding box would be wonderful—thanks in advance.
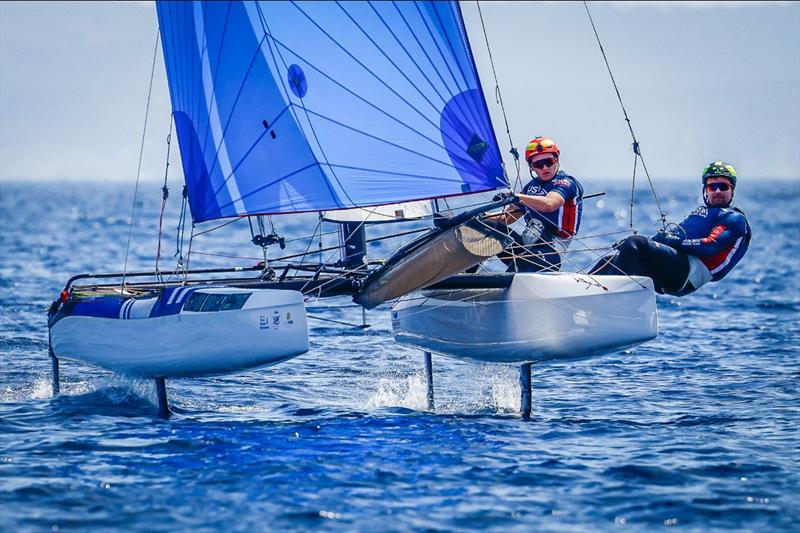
[512,238,562,273]
[520,362,532,420]
[423,351,434,411]
[615,236,690,288]
[592,235,690,293]
[154,377,170,418]
[593,235,652,277]
[590,253,616,275]
[48,343,60,396]
[592,235,645,276]
[638,241,691,293]
[496,230,525,271]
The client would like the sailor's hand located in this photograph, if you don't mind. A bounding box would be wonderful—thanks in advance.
[492,191,520,205]
[653,231,681,246]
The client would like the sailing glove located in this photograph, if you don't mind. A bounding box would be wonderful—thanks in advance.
[492,191,520,204]
[652,231,682,248]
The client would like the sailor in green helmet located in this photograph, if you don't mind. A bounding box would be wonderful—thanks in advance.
[591,162,751,296]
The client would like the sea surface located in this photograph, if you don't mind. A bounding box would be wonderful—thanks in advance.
[1,178,798,531]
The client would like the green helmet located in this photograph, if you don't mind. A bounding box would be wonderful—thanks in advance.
[702,161,737,187]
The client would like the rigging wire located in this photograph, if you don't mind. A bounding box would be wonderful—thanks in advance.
[475,0,521,190]
[121,29,160,290]
[629,150,638,230]
[255,215,269,270]
[582,1,667,230]
[193,215,245,238]
[473,0,529,270]
[182,225,195,283]
[318,213,324,268]
[296,216,323,268]
[175,185,189,265]
[155,113,174,281]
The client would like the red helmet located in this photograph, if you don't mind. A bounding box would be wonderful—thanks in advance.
[525,137,560,163]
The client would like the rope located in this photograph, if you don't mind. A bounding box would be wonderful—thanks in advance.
[182,225,195,283]
[193,216,245,238]
[296,216,323,269]
[175,185,189,263]
[121,29,160,290]
[629,151,638,231]
[190,251,263,262]
[475,1,519,188]
[582,1,667,230]
[155,113,174,281]
[318,213,324,267]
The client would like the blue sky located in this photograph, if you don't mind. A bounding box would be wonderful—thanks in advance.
[1,1,798,183]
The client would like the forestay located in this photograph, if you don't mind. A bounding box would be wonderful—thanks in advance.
[157,1,507,223]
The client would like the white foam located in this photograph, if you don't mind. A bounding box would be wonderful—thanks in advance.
[31,377,52,399]
[489,373,520,413]
[366,373,429,410]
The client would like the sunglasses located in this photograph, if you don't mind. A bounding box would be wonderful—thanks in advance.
[706,182,732,192]
[531,157,558,170]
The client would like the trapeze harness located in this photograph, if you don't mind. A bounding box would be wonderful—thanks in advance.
[496,171,584,272]
[595,206,751,295]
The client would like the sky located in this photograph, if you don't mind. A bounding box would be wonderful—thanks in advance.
[0,1,798,184]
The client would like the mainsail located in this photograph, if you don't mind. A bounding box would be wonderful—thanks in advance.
[157,1,506,223]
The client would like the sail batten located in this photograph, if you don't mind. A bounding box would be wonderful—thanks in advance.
[261,34,464,154]
[157,0,506,223]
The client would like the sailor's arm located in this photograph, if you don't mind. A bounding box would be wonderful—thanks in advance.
[675,213,747,257]
[516,191,566,213]
[484,205,525,224]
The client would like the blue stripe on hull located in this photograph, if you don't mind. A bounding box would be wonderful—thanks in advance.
[68,296,125,319]
[57,286,207,323]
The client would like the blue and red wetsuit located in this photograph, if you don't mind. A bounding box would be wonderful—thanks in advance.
[655,205,751,282]
[491,171,583,272]
[593,205,751,295]
[520,170,584,239]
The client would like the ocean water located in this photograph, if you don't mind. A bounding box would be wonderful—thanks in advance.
[1,179,798,531]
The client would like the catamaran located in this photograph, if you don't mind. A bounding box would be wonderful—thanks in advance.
[47,0,658,417]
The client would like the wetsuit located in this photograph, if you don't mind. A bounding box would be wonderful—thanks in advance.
[495,171,583,272]
[593,205,751,295]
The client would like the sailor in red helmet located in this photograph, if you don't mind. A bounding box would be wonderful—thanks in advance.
[488,137,584,272]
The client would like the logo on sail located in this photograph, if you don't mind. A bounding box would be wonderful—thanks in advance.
[287,64,307,99]
[467,134,489,163]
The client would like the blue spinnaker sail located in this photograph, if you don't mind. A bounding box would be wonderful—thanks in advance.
[157,1,506,223]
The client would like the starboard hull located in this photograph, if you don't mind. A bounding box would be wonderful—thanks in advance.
[391,273,658,363]
[49,288,309,378]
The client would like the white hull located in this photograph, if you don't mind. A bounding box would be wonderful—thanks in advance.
[391,273,658,363]
[50,289,309,378]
